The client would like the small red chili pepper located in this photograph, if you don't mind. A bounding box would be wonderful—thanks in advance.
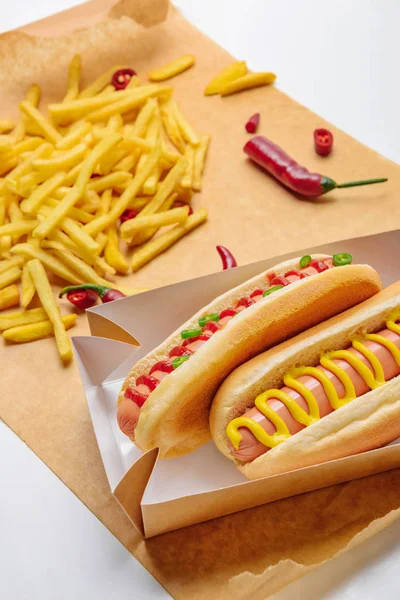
[244,135,388,197]
[245,113,260,134]
[314,128,333,157]
[120,209,138,223]
[112,68,137,91]
[60,284,126,304]
[172,200,194,215]
[65,289,98,310]
[216,245,238,270]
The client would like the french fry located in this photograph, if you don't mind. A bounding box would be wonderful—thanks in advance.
[97,189,113,216]
[14,137,45,155]
[121,205,188,237]
[11,244,82,284]
[85,85,172,123]
[3,143,53,193]
[95,232,108,255]
[8,199,25,243]
[32,143,86,176]
[19,102,62,144]
[83,142,162,237]
[0,256,24,274]
[46,232,115,276]
[204,60,248,95]
[159,98,186,153]
[104,224,129,274]
[33,134,121,239]
[63,163,81,187]
[45,198,94,224]
[98,84,115,97]
[131,209,208,271]
[87,171,132,193]
[21,263,36,307]
[56,121,92,150]
[0,120,15,133]
[0,220,38,237]
[50,87,156,124]
[49,246,116,287]
[64,54,81,102]
[0,265,22,290]
[0,285,20,311]
[0,307,47,330]
[127,76,141,89]
[37,204,99,254]
[125,191,177,245]
[193,134,211,191]
[79,65,126,98]
[12,84,40,143]
[105,114,124,133]
[0,236,12,256]
[0,155,18,177]
[136,111,161,175]
[3,313,77,344]
[180,145,195,189]
[26,259,73,361]
[130,98,157,136]
[0,136,13,152]
[26,84,41,107]
[122,134,179,165]
[126,195,151,212]
[20,172,66,214]
[220,72,276,96]
[169,99,199,146]
[148,54,195,82]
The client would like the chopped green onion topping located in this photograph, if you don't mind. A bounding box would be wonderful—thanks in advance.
[263,285,284,297]
[172,355,190,369]
[198,313,220,327]
[299,255,312,268]
[181,328,202,340]
[333,252,353,266]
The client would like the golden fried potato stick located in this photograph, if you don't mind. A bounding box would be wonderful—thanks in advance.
[0,236,11,256]
[0,136,12,152]
[2,143,53,194]
[33,133,121,239]
[49,246,117,287]
[56,121,92,150]
[169,98,199,146]
[148,55,195,81]
[131,209,208,271]
[97,189,113,216]
[0,307,48,330]
[126,195,151,212]
[121,205,188,237]
[19,102,62,144]
[27,259,73,361]
[3,313,77,344]
[204,60,247,95]
[0,220,38,237]
[159,98,185,153]
[0,155,18,176]
[0,120,15,133]
[37,204,99,254]
[87,171,132,193]
[83,142,162,237]
[16,172,45,197]
[0,265,22,290]
[79,65,126,98]
[122,134,179,165]
[64,54,81,102]
[8,199,26,243]
[12,84,41,143]
[20,172,66,215]
[85,86,172,123]
[181,145,195,189]
[105,114,124,133]
[45,198,94,224]
[11,244,81,284]
[0,256,24,275]
[14,137,45,155]
[21,263,36,308]
[104,224,129,274]
[193,134,211,191]
[32,143,86,177]
[220,72,276,96]
[136,111,161,174]
[0,285,20,311]
[46,232,115,276]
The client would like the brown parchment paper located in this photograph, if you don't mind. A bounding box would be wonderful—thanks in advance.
[1,1,400,598]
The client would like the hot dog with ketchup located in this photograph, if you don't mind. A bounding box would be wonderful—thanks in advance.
[210,282,400,479]
[117,254,381,458]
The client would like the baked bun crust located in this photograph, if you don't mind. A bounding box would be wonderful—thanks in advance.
[210,282,400,479]
[119,256,381,458]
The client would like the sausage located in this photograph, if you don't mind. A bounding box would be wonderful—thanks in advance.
[117,398,141,438]
[230,328,400,462]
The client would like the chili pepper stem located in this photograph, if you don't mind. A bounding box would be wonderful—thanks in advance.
[336,178,388,189]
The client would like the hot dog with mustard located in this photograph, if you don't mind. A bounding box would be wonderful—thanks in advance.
[117,253,381,458]
[210,282,400,479]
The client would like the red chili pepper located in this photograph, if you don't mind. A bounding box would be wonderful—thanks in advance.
[120,209,138,223]
[314,128,333,157]
[112,68,137,91]
[65,289,98,310]
[60,284,126,304]
[245,113,260,134]
[216,245,238,270]
[244,136,388,197]
[172,200,193,215]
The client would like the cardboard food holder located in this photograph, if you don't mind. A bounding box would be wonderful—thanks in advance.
[74,229,400,538]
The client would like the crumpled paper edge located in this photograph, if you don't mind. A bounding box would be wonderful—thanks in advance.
[229,507,400,600]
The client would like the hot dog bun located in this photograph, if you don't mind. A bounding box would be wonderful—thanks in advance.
[119,256,381,458]
[210,282,400,479]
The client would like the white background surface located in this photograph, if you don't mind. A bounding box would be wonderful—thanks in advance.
[1,1,399,599]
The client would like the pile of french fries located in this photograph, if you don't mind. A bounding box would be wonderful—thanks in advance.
[0,54,210,362]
